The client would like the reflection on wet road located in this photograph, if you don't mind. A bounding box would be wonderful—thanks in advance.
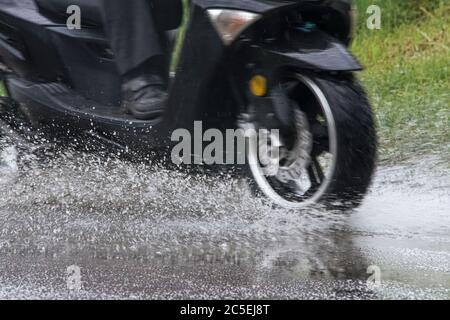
[0,143,449,299]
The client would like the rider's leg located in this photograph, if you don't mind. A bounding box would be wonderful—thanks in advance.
[99,0,167,120]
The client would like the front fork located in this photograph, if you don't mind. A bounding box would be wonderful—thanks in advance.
[235,63,296,135]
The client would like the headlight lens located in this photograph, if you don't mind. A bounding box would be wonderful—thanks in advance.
[207,9,262,45]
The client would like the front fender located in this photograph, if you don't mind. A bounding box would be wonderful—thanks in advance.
[247,29,362,72]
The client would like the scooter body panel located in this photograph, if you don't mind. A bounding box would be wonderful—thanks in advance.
[0,2,64,80]
[5,76,168,149]
[246,29,362,72]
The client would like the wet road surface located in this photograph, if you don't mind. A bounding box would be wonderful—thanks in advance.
[0,141,449,299]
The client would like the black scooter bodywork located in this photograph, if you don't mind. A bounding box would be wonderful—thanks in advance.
[0,0,359,154]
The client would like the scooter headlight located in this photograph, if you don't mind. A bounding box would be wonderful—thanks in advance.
[207,9,262,45]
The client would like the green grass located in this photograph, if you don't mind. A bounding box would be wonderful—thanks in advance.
[171,0,190,70]
[352,0,450,162]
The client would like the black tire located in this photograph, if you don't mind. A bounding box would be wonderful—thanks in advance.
[245,72,377,209]
[313,74,377,207]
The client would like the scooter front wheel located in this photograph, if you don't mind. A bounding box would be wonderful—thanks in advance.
[245,73,377,209]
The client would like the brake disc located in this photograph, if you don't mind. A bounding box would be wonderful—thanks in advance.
[239,108,313,182]
[275,109,313,183]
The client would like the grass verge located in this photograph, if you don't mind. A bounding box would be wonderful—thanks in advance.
[352,0,449,163]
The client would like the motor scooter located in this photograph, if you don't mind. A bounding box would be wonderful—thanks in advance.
[0,0,377,209]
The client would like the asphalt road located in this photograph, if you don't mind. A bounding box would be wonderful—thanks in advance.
[0,143,449,299]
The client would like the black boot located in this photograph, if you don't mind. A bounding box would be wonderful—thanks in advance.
[121,56,168,120]
[122,74,167,120]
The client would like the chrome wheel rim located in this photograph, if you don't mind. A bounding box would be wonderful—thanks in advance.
[247,74,338,209]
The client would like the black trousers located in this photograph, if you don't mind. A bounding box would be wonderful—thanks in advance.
[99,0,163,75]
